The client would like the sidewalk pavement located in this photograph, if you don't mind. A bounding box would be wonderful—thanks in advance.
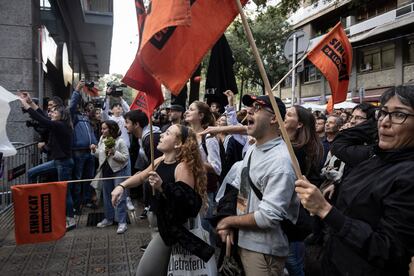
[0,203,151,276]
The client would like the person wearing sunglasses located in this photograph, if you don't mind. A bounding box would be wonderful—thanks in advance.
[295,85,414,276]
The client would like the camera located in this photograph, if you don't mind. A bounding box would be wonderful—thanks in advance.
[26,120,40,128]
[85,81,95,89]
[107,82,126,97]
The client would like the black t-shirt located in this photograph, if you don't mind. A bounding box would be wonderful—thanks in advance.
[28,108,73,160]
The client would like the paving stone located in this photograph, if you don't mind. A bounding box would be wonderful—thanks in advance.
[46,258,68,270]
[89,255,108,265]
[44,270,66,276]
[88,265,108,275]
[66,265,88,276]
[109,254,128,264]
[109,263,129,273]
[90,248,107,256]
[0,203,151,275]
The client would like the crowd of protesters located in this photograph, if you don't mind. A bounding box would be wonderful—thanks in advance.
[17,82,414,275]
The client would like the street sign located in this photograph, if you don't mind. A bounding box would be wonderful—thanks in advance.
[284,30,310,105]
[283,30,310,61]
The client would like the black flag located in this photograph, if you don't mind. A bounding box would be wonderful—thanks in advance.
[205,35,238,113]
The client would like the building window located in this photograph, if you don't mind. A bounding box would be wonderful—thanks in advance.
[358,44,395,72]
[404,38,414,64]
[40,0,51,10]
[304,63,321,82]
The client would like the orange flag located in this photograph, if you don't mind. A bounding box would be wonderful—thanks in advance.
[136,0,248,95]
[123,0,164,110]
[130,91,159,119]
[307,22,352,113]
[11,182,67,245]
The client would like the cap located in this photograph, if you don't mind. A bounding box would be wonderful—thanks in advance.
[242,94,286,119]
[168,104,185,113]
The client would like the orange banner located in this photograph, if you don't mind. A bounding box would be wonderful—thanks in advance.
[11,182,67,245]
[137,0,248,95]
[123,0,164,110]
[307,22,352,113]
[130,91,159,119]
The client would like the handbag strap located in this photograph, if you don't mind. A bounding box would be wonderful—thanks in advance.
[246,152,263,200]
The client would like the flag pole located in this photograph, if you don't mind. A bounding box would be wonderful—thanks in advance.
[148,111,156,195]
[271,54,308,92]
[235,0,302,179]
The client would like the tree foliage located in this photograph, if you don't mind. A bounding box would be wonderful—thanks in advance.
[227,5,291,91]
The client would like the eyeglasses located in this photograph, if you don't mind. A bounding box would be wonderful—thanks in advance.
[350,115,367,121]
[252,102,274,114]
[375,109,414,124]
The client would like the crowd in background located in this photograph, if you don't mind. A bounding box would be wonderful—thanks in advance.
[17,82,414,276]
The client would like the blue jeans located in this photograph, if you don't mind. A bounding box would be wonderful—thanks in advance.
[71,150,96,210]
[28,160,57,183]
[56,159,75,218]
[285,241,305,276]
[28,158,74,217]
[201,191,217,245]
[102,164,128,223]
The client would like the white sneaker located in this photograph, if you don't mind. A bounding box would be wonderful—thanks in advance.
[66,217,76,231]
[97,218,113,228]
[117,223,127,234]
[126,197,135,211]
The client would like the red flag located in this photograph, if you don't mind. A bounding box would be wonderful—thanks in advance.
[82,86,99,97]
[307,22,352,113]
[134,0,248,95]
[11,182,67,245]
[130,90,161,119]
[122,0,164,114]
[135,0,146,44]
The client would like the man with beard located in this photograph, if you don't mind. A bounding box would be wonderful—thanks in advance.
[215,95,299,276]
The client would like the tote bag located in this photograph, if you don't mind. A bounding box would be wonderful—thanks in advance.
[167,215,217,276]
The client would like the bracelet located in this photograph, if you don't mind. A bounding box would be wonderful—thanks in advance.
[118,184,126,190]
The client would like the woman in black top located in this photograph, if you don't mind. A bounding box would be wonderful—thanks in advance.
[19,92,75,229]
[296,86,414,275]
[111,124,213,275]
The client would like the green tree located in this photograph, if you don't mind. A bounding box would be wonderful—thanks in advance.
[227,5,291,93]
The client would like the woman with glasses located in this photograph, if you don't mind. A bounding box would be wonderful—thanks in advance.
[295,85,414,276]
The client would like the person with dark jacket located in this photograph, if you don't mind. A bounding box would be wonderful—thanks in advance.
[69,81,98,212]
[331,102,377,170]
[112,125,213,275]
[19,92,76,230]
[295,85,414,276]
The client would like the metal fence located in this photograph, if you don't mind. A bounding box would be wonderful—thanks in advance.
[0,143,41,212]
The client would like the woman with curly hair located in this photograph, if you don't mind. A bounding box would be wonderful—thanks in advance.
[111,124,213,275]
[185,101,222,242]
